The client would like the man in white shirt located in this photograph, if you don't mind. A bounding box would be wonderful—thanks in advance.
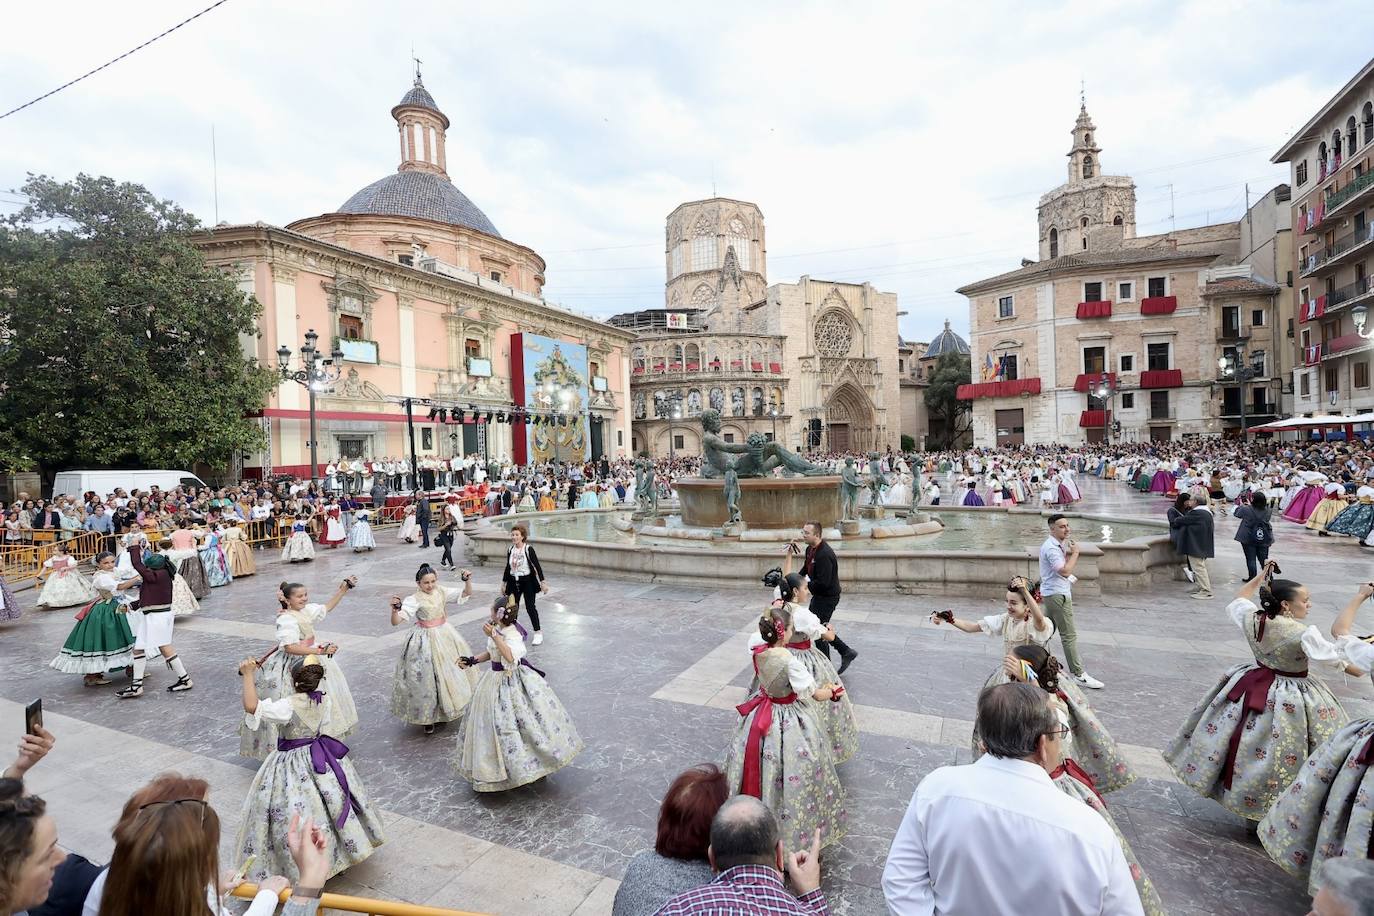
[882,683,1142,915]
[1038,514,1103,689]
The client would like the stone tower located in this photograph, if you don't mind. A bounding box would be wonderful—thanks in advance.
[1036,103,1137,260]
[391,70,450,179]
[664,198,768,332]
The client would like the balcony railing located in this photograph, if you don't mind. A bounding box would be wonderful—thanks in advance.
[1326,332,1371,358]
[1221,403,1280,418]
[1217,322,1246,340]
[1328,276,1373,310]
[1147,407,1177,421]
[1301,223,1374,276]
[1325,168,1374,219]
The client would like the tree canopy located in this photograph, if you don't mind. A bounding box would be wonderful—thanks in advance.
[0,173,275,478]
[923,350,973,449]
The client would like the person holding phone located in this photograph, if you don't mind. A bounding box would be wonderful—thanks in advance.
[388,564,477,735]
[930,577,1054,690]
[238,578,360,760]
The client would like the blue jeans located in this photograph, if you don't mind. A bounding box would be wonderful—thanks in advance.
[1241,542,1270,580]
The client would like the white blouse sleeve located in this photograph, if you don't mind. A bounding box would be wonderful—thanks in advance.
[786,655,817,694]
[42,557,55,569]
[789,604,825,639]
[1300,626,1347,671]
[442,586,472,605]
[1336,636,1374,671]
[1226,598,1256,633]
[303,602,329,623]
[243,696,294,729]
[493,625,527,663]
[976,613,1007,638]
[275,614,303,645]
[746,632,767,650]
[396,596,419,622]
[92,571,118,591]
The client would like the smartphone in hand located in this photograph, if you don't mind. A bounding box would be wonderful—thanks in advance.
[25,699,42,736]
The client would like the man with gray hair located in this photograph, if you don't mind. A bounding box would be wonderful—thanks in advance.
[653,794,826,915]
[1310,857,1374,916]
[882,682,1142,915]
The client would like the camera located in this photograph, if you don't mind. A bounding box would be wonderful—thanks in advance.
[761,567,783,589]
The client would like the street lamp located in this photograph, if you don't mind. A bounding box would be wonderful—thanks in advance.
[1218,348,1267,441]
[669,405,682,461]
[277,328,344,487]
[1354,304,1372,339]
[1091,376,1117,443]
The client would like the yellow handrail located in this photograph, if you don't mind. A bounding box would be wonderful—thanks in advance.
[230,883,492,916]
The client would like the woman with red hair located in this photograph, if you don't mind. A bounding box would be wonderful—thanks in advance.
[611,764,729,916]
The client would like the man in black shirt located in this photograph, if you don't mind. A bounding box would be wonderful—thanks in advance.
[786,520,858,674]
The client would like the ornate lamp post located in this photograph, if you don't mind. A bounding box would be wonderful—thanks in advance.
[1091,375,1117,443]
[277,328,344,487]
[1218,348,1266,442]
[1354,304,1372,339]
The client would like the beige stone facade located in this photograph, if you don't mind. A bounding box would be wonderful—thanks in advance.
[1273,59,1374,419]
[959,105,1290,446]
[623,198,902,457]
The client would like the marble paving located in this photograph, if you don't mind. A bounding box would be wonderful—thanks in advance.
[2,476,1373,915]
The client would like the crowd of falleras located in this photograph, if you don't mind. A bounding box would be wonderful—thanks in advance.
[2,434,1374,912]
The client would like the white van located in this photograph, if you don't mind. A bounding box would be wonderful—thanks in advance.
[51,469,209,499]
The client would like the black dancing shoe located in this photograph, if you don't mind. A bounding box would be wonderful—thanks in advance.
[837,649,859,675]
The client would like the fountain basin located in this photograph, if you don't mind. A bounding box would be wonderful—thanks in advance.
[676,475,841,529]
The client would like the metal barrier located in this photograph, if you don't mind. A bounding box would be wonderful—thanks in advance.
[230,884,490,916]
[0,530,106,585]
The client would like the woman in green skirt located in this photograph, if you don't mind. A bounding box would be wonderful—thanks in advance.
[49,551,137,686]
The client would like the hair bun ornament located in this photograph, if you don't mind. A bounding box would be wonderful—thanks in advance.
[303,653,321,667]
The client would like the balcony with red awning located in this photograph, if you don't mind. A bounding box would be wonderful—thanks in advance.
[1079,410,1107,428]
[1073,372,1117,393]
[1140,296,1177,315]
[1075,300,1112,319]
[956,378,1043,400]
[1140,369,1183,388]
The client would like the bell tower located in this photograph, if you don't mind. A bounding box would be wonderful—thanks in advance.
[1067,103,1101,184]
[391,64,450,178]
[1036,100,1137,260]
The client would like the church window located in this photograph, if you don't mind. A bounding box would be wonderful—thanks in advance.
[690,283,715,309]
[397,254,414,266]
[997,295,1014,318]
[1083,238,1088,250]
[727,236,751,271]
[465,338,482,359]
[1083,281,1103,302]
[1049,228,1059,259]
[1081,217,1090,229]
[813,310,854,357]
[1147,276,1167,298]
[1117,281,1133,301]
[692,234,717,271]
[1082,155,1094,179]
[671,243,684,277]
[339,315,364,340]
[1364,102,1373,144]
[1113,214,1124,226]
[490,271,502,283]
[1347,117,1358,157]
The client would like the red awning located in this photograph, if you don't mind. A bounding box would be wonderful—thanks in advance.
[956,378,1042,400]
[1140,295,1177,315]
[1139,369,1183,389]
[1073,372,1117,393]
[1079,409,1107,427]
[1075,300,1113,319]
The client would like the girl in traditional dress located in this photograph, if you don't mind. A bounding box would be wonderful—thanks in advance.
[1259,581,1374,893]
[234,654,385,882]
[537,486,556,512]
[239,577,361,759]
[198,525,232,587]
[281,517,315,563]
[319,503,346,549]
[396,504,419,543]
[49,551,137,686]
[577,485,600,509]
[1327,484,1374,540]
[388,564,478,734]
[1004,644,1165,915]
[158,538,200,617]
[348,508,376,553]
[35,542,97,609]
[1164,561,1350,820]
[1304,482,1350,534]
[597,484,615,509]
[930,576,1054,690]
[220,518,256,576]
[748,573,858,764]
[724,602,847,852]
[454,596,584,792]
[1282,473,1328,523]
[959,479,984,507]
[166,520,210,598]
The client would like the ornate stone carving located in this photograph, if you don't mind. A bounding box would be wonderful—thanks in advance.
[814,310,854,357]
[270,262,299,284]
[692,214,714,237]
[691,283,715,307]
[323,275,378,321]
[336,368,385,400]
[719,246,744,292]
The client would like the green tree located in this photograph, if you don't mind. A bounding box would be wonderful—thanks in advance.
[0,173,275,483]
[923,351,973,449]
[900,433,915,451]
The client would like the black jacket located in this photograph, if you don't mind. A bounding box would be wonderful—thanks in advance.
[1233,505,1274,546]
[503,544,545,585]
[802,541,841,598]
[1170,507,1215,559]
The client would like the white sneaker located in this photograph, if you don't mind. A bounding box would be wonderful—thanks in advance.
[1183,568,1196,583]
[1072,671,1105,690]
[532,632,544,645]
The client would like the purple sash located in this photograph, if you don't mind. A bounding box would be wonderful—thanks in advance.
[491,658,546,678]
[276,734,359,828]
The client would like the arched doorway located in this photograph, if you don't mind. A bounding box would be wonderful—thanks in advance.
[824,383,875,453]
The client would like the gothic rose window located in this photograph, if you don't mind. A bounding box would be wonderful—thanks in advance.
[814,310,854,357]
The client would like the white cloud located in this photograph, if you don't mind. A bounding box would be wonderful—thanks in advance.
[2,0,1369,345]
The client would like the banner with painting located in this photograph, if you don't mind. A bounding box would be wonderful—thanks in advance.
[510,333,589,464]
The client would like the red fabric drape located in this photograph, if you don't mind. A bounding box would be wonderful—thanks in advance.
[1075,300,1113,319]
[1140,296,1177,315]
[1139,369,1183,389]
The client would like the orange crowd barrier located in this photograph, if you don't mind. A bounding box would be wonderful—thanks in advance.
[230,884,491,916]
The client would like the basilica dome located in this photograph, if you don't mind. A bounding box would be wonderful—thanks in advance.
[339,171,501,238]
[924,319,970,359]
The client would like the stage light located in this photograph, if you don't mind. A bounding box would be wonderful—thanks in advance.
[496,411,506,423]
[427,407,439,421]
[455,409,466,424]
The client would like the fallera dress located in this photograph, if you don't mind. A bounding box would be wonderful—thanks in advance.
[973,610,1056,690]
[281,520,316,562]
[233,692,386,883]
[0,574,19,621]
[1259,636,1374,894]
[36,555,97,608]
[1046,697,1166,916]
[1164,597,1348,820]
[199,532,233,587]
[221,525,256,576]
[747,602,859,765]
[49,570,135,673]
[320,508,347,548]
[239,604,360,759]
[1304,486,1349,532]
[453,623,584,791]
[390,587,478,726]
[723,646,848,852]
[348,513,376,552]
[1326,487,1374,540]
[166,546,210,599]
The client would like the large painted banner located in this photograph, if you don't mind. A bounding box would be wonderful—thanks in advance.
[510,333,588,464]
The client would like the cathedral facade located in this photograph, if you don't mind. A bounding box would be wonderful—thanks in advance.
[618,198,901,457]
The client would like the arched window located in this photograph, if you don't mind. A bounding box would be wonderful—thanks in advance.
[1332,130,1343,164]
[1319,141,1328,172]
[1082,155,1094,179]
[1113,214,1124,226]
[1080,217,1090,229]
[1364,102,1374,145]
[1348,117,1358,157]
[1049,228,1059,259]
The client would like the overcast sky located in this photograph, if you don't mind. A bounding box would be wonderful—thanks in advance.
[2,1,1371,345]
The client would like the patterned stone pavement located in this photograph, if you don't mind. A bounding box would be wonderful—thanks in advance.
[2,476,1373,915]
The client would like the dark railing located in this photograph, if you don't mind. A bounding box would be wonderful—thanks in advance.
[1326,169,1374,213]
[1148,406,1176,421]
[1328,275,1373,308]
[1305,223,1374,273]
[1218,322,1244,339]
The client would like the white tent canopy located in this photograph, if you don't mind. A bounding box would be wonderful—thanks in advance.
[1250,413,1374,432]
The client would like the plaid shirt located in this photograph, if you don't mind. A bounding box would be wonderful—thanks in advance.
[653,865,829,915]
